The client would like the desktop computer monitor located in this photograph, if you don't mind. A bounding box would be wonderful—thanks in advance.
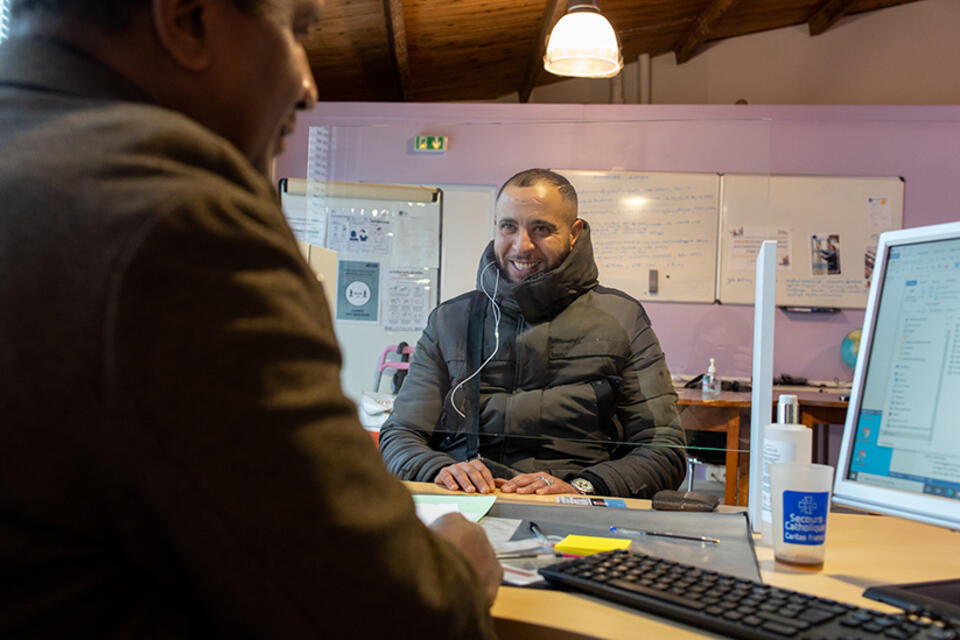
[833,221,960,530]
[833,221,960,619]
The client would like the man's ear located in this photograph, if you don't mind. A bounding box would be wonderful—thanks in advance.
[570,218,584,247]
[152,0,212,71]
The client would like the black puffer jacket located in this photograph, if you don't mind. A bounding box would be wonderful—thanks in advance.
[379,225,686,498]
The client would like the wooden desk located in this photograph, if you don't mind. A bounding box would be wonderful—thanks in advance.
[408,483,960,640]
[677,388,849,506]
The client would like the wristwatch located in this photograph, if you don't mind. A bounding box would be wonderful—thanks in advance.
[570,477,595,495]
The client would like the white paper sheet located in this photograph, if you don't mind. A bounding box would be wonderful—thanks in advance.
[393,204,440,268]
[327,212,392,259]
[728,225,793,271]
[414,503,459,526]
[383,269,432,332]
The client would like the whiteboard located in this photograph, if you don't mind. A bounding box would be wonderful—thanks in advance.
[718,174,903,308]
[555,170,721,303]
[280,179,442,403]
[433,184,496,302]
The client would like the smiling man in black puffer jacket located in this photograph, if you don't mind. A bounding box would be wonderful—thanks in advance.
[380,169,686,499]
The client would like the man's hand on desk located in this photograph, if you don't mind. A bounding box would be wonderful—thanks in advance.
[429,513,502,605]
[435,459,499,493]
[434,462,579,495]
[499,472,578,495]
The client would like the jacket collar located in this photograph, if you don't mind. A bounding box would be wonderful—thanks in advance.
[0,36,152,104]
[476,222,599,324]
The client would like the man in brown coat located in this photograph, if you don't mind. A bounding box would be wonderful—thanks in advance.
[0,0,499,636]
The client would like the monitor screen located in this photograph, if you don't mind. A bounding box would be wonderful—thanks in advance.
[833,222,960,531]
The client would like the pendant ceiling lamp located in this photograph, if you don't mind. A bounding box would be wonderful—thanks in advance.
[543,1,623,79]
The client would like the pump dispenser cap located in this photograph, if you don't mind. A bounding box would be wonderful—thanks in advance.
[777,394,800,424]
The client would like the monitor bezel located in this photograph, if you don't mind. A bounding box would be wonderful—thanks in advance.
[832,221,960,532]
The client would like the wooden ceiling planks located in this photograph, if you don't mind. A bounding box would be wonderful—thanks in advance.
[518,0,565,103]
[674,0,747,63]
[404,0,546,100]
[305,0,396,100]
[303,0,927,101]
[809,0,862,35]
[383,0,413,100]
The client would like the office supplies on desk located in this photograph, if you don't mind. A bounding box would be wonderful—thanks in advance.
[495,552,558,561]
[555,534,632,556]
[651,490,719,512]
[609,526,719,545]
[487,501,761,581]
[539,549,953,640]
[528,521,551,549]
[411,494,496,522]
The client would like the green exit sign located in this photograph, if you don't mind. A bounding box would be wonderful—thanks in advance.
[414,135,448,153]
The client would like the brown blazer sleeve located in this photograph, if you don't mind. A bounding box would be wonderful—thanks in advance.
[104,182,495,638]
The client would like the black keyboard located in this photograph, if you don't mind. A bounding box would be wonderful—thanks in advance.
[538,549,957,640]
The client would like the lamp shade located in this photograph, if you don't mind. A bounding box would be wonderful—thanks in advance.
[543,5,623,78]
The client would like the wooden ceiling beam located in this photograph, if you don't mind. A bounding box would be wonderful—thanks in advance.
[673,0,743,65]
[808,0,859,36]
[382,0,413,101]
[518,0,566,104]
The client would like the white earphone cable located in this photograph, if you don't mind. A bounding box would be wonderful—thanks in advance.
[450,262,501,418]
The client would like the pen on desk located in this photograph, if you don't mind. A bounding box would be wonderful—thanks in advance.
[496,552,558,560]
[529,521,551,548]
[609,526,719,544]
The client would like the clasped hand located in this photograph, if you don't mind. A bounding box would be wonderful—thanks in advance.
[434,459,579,495]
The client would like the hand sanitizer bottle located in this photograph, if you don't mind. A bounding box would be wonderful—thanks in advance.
[701,358,721,399]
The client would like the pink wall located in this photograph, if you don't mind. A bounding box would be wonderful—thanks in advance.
[277,103,960,383]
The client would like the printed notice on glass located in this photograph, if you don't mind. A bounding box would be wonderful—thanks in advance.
[867,197,893,231]
[728,226,793,271]
[327,212,392,259]
[336,260,380,322]
[393,205,440,268]
[383,269,431,332]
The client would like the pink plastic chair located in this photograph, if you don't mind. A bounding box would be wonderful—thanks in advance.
[374,344,416,393]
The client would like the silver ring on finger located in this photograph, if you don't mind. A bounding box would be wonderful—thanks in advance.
[537,474,553,487]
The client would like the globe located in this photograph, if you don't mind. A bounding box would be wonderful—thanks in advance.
[841,329,861,369]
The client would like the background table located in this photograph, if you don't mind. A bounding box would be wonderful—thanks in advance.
[677,388,849,505]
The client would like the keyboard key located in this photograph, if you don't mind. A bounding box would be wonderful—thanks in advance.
[742,615,764,627]
[607,579,706,611]
[798,607,838,624]
[761,621,799,636]
[756,611,811,630]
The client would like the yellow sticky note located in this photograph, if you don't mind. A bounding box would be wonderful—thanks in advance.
[554,534,632,556]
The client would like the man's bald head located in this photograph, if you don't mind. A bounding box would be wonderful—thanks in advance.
[496,168,578,225]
